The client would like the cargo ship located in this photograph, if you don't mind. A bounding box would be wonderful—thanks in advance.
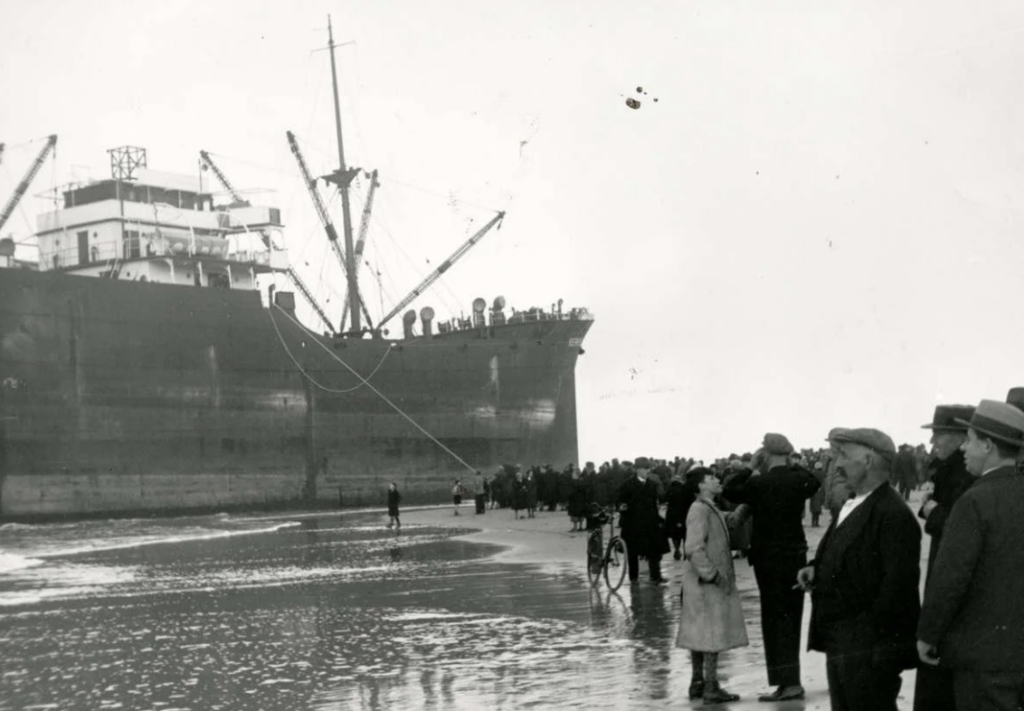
[0,24,592,519]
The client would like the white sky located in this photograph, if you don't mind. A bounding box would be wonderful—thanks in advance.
[2,0,1023,462]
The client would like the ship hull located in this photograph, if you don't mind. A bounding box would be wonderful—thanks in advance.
[0,269,591,518]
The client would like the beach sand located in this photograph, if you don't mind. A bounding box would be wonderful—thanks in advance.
[402,500,923,710]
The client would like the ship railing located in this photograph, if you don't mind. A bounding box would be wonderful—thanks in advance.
[433,306,592,333]
[41,239,277,271]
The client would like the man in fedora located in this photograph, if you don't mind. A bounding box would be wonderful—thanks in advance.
[914,406,976,711]
[723,433,820,702]
[1007,388,1024,474]
[917,400,1024,711]
[798,428,921,711]
[918,405,975,577]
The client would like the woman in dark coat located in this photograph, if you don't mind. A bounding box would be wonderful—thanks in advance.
[567,467,589,531]
[664,473,696,560]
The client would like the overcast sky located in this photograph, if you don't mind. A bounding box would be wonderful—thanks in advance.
[2,0,1023,462]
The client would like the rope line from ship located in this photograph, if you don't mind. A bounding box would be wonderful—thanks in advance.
[267,301,391,394]
[267,303,478,474]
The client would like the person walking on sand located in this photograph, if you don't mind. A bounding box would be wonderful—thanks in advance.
[386,482,401,532]
[676,466,749,704]
[451,479,465,515]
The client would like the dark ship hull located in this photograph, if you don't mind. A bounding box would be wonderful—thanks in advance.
[0,268,591,518]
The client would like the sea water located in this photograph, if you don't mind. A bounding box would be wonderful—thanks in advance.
[0,510,770,710]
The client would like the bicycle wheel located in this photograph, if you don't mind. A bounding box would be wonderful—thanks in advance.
[586,531,604,586]
[603,536,628,592]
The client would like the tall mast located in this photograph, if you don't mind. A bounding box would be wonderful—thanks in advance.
[324,15,362,333]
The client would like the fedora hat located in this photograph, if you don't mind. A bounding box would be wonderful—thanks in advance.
[922,405,975,432]
[1007,387,1024,413]
[955,400,1024,447]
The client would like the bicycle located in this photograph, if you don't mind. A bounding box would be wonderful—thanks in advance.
[585,504,628,591]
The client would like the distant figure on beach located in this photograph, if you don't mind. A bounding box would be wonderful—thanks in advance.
[512,467,528,519]
[473,470,486,515]
[452,479,465,515]
[387,482,401,532]
[616,457,669,585]
[664,470,695,560]
[567,465,588,532]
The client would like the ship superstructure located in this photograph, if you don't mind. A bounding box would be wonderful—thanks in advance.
[34,145,287,290]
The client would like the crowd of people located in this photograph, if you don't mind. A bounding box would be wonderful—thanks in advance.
[385,387,1024,710]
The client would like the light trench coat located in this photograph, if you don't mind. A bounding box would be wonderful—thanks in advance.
[675,498,750,652]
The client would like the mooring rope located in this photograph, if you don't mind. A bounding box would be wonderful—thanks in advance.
[267,304,477,473]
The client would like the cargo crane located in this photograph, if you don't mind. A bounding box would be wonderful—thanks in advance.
[285,266,336,335]
[199,150,250,208]
[378,211,505,329]
[0,134,57,234]
[339,169,379,333]
[199,149,334,334]
[286,129,374,333]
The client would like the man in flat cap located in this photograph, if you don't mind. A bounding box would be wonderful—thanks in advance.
[616,457,670,585]
[914,404,976,711]
[918,401,1024,711]
[798,428,921,711]
[723,433,820,702]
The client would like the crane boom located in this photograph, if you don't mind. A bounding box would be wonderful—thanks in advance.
[339,169,379,333]
[378,211,505,329]
[286,130,374,332]
[286,267,336,334]
[199,150,249,206]
[0,134,57,234]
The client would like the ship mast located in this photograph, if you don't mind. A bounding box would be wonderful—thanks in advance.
[322,16,362,334]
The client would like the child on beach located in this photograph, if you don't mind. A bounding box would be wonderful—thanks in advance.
[387,482,401,531]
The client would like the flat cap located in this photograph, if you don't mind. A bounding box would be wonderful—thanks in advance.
[633,456,652,470]
[825,427,849,442]
[762,433,794,456]
[828,428,896,458]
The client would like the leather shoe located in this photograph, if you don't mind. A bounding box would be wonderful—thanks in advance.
[758,685,805,702]
[687,680,704,699]
[703,687,740,704]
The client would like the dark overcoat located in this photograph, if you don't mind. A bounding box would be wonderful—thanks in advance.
[723,465,820,566]
[664,479,695,541]
[616,476,670,558]
[918,467,1024,672]
[919,450,973,578]
[808,483,921,670]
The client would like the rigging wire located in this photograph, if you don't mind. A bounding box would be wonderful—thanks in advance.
[267,303,476,473]
[267,304,393,393]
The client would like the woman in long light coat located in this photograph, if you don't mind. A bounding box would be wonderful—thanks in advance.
[676,467,749,704]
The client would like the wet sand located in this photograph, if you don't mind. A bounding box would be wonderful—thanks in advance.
[403,500,924,710]
[0,499,928,710]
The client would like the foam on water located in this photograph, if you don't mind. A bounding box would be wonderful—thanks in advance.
[0,552,44,573]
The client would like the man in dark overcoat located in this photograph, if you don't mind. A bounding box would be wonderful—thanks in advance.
[798,428,921,711]
[723,433,820,702]
[616,456,669,584]
[914,404,975,711]
[917,400,1024,711]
